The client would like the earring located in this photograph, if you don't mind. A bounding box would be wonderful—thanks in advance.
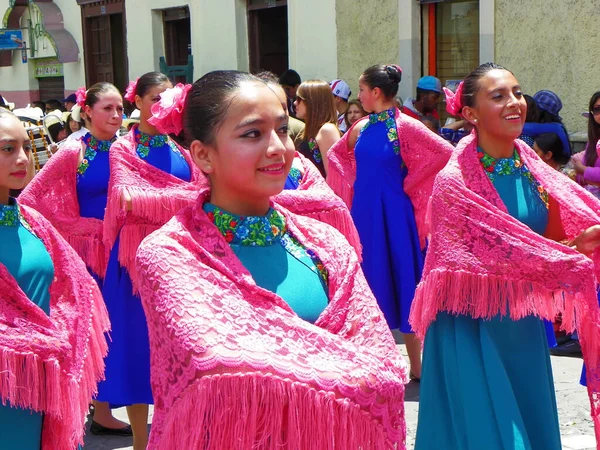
[473,119,478,124]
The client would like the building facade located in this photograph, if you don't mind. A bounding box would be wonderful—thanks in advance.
[0,0,597,133]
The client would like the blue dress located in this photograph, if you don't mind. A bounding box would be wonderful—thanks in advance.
[203,204,328,323]
[284,165,303,190]
[97,129,191,406]
[0,199,54,449]
[351,108,423,333]
[415,148,562,450]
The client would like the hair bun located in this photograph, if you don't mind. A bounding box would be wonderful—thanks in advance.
[385,65,402,84]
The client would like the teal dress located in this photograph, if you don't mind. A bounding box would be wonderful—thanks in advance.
[0,199,54,449]
[203,204,328,323]
[415,149,562,450]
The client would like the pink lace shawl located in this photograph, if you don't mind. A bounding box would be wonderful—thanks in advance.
[19,142,108,278]
[0,205,109,450]
[135,190,408,449]
[276,152,362,256]
[103,127,203,293]
[408,132,600,440]
[326,109,453,247]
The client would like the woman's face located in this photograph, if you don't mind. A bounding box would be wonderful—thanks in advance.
[347,104,363,125]
[192,82,295,210]
[592,97,600,125]
[358,78,376,113]
[85,91,123,139]
[0,114,31,197]
[464,69,526,141]
[293,96,307,120]
[69,118,81,132]
[136,82,173,125]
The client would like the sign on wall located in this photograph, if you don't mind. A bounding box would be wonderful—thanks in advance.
[34,58,63,78]
[0,29,23,51]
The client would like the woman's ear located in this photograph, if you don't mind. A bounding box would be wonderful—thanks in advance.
[461,105,479,126]
[546,151,554,162]
[84,105,93,122]
[190,139,214,174]
[134,95,143,111]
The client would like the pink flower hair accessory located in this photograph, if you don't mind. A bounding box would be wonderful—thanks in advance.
[148,83,192,135]
[444,81,464,117]
[124,77,139,103]
[75,86,87,107]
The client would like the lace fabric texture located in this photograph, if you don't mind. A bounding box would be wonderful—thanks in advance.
[0,206,109,450]
[136,191,408,449]
[326,109,453,248]
[19,142,108,278]
[103,127,203,293]
[409,132,600,443]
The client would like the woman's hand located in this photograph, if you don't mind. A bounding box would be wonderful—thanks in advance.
[572,157,587,175]
[120,188,133,212]
[569,225,600,256]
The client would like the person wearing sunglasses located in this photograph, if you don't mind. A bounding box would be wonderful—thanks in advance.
[572,91,600,198]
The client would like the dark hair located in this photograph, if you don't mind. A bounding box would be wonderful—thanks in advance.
[360,64,402,100]
[47,122,65,143]
[524,94,561,124]
[64,112,80,136]
[85,82,121,109]
[184,70,265,146]
[255,71,280,85]
[45,99,63,111]
[134,71,170,99]
[416,87,439,102]
[534,132,570,166]
[461,62,512,109]
[279,69,301,87]
[585,91,600,167]
[420,115,440,131]
[32,101,46,110]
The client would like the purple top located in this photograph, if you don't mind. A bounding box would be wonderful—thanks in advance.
[581,142,600,184]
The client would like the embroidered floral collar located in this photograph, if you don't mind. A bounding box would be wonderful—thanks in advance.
[134,127,169,158]
[477,147,549,209]
[204,203,286,246]
[363,107,400,154]
[287,167,302,188]
[307,138,322,163]
[0,198,36,234]
[77,132,115,176]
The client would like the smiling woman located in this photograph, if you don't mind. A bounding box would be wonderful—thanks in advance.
[134,70,408,449]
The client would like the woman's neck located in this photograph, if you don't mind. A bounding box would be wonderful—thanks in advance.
[209,192,271,217]
[0,188,9,205]
[137,120,160,136]
[371,101,395,114]
[477,129,515,159]
[90,129,114,141]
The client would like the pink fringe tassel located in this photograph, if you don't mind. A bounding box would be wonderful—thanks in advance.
[152,372,398,450]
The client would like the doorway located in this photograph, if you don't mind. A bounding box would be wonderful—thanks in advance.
[248,1,288,75]
[81,1,128,92]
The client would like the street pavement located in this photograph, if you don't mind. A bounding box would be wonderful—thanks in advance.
[85,340,595,450]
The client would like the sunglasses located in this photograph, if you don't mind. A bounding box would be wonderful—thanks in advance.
[591,106,600,116]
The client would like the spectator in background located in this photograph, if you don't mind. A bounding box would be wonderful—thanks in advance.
[279,69,301,117]
[330,79,351,133]
[64,112,81,136]
[420,115,440,135]
[533,133,570,170]
[45,99,63,114]
[32,101,46,111]
[64,93,77,112]
[402,76,442,120]
[572,91,600,198]
[343,99,366,130]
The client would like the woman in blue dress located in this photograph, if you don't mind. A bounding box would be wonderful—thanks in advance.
[20,82,132,437]
[343,64,453,379]
[413,63,600,450]
[101,72,197,450]
[0,108,109,449]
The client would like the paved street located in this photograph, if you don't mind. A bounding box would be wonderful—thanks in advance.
[85,341,595,450]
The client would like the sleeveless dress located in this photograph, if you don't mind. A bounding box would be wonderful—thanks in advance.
[203,204,328,323]
[0,199,54,449]
[351,108,423,333]
[415,148,561,450]
[97,129,191,406]
[299,138,326,178]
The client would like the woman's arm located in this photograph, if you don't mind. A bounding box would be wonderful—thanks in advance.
[316,123,341,175]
